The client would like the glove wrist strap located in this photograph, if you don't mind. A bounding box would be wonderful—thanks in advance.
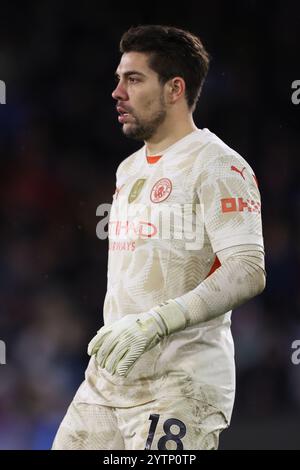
[152,299,188,335]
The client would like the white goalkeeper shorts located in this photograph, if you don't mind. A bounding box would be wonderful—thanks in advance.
[52,396,227,450]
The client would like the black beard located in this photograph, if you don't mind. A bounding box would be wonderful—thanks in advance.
[122,107,167,141]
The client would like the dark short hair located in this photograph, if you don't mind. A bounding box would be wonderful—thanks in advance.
[120,25,210,110]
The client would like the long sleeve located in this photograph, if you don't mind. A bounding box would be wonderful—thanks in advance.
[176,244,266,325]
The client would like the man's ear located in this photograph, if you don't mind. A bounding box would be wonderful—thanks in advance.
[166,77,186,104]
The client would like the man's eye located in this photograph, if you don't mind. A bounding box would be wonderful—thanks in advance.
[128,77,139,83]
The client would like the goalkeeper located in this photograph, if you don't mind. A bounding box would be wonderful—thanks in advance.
[52,25,265,450]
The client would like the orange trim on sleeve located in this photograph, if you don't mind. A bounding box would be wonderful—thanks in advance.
[205,256,221,279]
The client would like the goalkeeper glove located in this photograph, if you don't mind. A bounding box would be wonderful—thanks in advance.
[87,299,187,377]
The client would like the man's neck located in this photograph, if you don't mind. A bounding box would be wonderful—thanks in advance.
[145,119,197,156]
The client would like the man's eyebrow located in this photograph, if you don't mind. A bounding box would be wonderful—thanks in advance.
[115,70,147,79]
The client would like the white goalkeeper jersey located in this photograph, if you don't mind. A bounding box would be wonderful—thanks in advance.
[76,128,264,423]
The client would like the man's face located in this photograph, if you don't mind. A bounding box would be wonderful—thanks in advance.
[112,52,167,141]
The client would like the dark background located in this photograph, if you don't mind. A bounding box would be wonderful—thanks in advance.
[0,0,299,449]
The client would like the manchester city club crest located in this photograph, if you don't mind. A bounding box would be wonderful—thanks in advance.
[150,178,172,203]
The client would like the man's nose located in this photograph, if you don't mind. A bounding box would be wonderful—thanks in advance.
[112,82,128,101]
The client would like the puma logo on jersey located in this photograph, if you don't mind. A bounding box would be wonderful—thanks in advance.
[231,165,246,180]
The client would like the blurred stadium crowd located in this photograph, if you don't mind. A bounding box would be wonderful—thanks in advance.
[0,1,299,449]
